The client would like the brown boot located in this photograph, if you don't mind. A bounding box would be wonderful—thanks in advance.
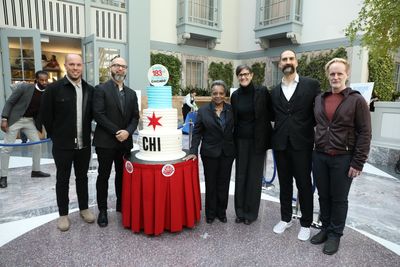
[57,216,70,231]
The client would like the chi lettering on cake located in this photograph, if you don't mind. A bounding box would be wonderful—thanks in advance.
[135,64,186,161]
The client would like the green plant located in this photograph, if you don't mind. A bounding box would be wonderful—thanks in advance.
[181,87,210,96]
[368,52,395,101]
[345,0,400,58]
[150,53,182,95]
[297,47,347,90]
[251,62,266,86]
[208,61,234,91]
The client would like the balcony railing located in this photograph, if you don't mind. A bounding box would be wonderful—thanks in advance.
[178,0,219,28]
[258,0,301,27]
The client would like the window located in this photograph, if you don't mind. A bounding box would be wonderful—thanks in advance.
[98,48,120,83]
[178,0,219,27]
[186,60,204,88]
[260,0,301,26]
[395,63,400,92]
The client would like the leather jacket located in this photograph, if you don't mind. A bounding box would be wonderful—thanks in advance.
[314,87,371,170]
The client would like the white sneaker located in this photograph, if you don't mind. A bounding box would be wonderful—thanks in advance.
[273,220,293,234]
[298,227,311,241]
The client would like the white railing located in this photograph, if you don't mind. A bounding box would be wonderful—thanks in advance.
[259,0,301,26]
[0,0,85,37]
[178,0,219,28]
[0,0,126,41]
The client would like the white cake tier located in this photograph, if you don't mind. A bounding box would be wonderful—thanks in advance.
[136,129,186,161]
[142,109,178,131]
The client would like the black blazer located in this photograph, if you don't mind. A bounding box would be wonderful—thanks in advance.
[41,76,93,149]
[231,84,273,154]
[270,76,321,151]
[189,102,235,158]
[92,79,140,150]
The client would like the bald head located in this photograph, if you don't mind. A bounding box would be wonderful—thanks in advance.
[64,53,83,82]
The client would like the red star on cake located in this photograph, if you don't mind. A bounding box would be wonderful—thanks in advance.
[147,111,163,130]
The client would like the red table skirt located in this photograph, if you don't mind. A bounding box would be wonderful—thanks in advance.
[122,156,201,235]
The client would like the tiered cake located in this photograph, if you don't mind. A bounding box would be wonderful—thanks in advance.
[135,85,186,161]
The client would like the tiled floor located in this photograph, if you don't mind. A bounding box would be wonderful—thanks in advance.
[0,139,399,266]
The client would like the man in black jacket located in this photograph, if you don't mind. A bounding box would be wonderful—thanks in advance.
[41,54,95,231]
[92,56,139,227]
[271,50,321,241]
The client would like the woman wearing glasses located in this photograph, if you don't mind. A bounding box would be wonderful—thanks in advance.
[230,65,273,225]
[184,80,235,224]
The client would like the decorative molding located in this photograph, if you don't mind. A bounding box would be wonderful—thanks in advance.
[255,38,269,49]
[177,32,191,45]
[286,32,301,45]
[207,38,220,49]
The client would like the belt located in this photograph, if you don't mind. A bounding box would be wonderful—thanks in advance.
[316,149,352,156]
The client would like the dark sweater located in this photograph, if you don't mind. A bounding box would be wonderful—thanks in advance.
[235,84,255,139]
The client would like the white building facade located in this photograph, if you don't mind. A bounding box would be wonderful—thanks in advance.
[1,0,398,105]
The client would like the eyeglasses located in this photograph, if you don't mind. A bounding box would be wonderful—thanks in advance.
[238,72,250,78]
[111,64,128,69]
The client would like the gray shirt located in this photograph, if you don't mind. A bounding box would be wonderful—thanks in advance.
[66,75,83,149]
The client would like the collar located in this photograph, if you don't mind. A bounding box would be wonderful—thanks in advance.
[35,83,45,92]
[281,73,299,85]
[66,75,82,88]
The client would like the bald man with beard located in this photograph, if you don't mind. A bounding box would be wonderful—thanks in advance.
[92,56,139,227]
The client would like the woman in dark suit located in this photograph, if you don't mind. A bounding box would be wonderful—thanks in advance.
[184,80,235,224]
[230,64,273,225]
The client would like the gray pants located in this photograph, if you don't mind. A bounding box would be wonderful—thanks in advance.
[1,117,41,177]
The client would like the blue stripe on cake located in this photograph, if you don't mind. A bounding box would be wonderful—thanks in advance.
[147,86,172,109]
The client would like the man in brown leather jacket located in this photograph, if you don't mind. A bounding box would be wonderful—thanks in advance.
[311,58,371,255]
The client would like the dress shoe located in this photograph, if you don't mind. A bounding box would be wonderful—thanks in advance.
[31,171,50,178]
[218,217,227,223]
[57,215,70,231]
[310,230,328,244]
[97,210,108,227]
[323,237,340,255]
[116,201,121,212]
[244,219,254,225]
[80,209,95,223]
[235,217,244,223]
[0,177,7,188]
[206,218,215,224]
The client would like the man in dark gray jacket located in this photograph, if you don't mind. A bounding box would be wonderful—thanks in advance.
[1,71,51,188]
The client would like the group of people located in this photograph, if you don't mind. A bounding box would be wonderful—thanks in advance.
[1,50,371,256]
[185,50,371,255]
[1,54,140,232]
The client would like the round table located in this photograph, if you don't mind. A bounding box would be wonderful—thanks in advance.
[121,151,201,235]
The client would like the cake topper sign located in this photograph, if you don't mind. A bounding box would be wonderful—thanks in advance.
[148,64,169,87]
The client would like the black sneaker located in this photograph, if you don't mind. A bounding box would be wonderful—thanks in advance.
[97,210,108,227]
[323,237,340,255]
[0,177,7,188]
[31,171,51,178]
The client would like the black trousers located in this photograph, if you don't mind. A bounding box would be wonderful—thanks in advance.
[95,147,127,211]
[312,151,353,237]
[274,146,313,227]
[234,139,265,221]
[182,104,191,122]
[201,154,234,219]
[52,146,91,216]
